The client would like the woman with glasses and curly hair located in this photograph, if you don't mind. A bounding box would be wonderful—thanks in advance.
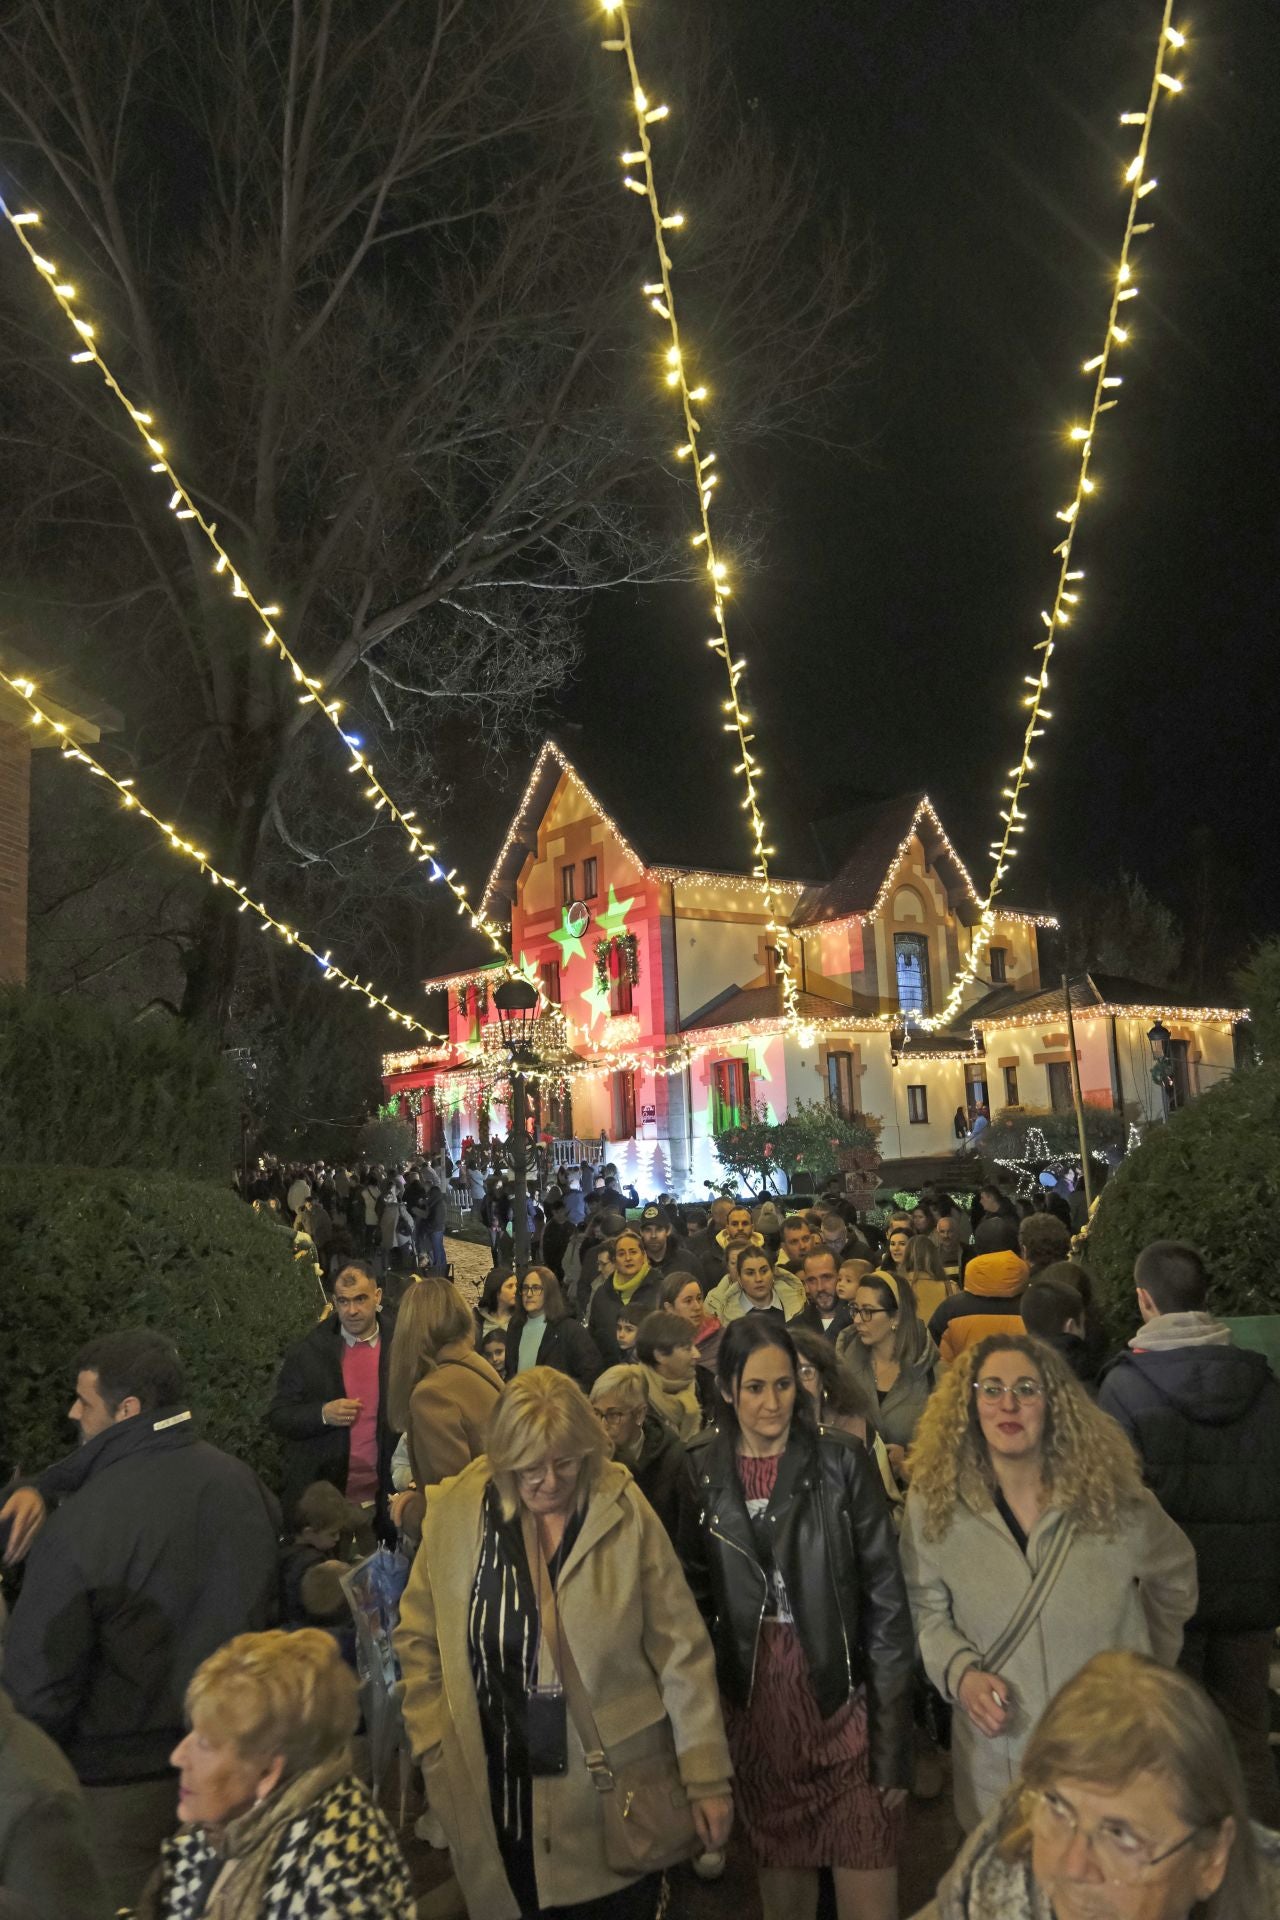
[910,1651,1280,1920]
[900,1333,1197,1834]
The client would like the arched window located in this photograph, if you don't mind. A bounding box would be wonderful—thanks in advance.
[894,932,932,1015]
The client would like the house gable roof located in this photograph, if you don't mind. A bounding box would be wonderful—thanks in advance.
[790,794,980,930]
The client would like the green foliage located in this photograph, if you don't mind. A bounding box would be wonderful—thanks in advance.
[0,987,237,1178]
[715,1100,880,1193]
[0,1165,318,1485]
[235,989,386,1161]
[1086,1063,1280,1335]
[1234,938,1280,1062]
[975,1104,1125,1167]
[1064,871,1183,986]
[357,1114,415,1166]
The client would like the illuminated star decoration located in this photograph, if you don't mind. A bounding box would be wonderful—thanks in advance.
[595,883,637,941]
[579,978,613,1028]
[548,905,588,965]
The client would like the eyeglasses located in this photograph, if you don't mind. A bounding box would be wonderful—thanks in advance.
[796,1363,819,1382]
[1027,1788,1205,1885]
[850,1306,889,1322]
[975,1378,1045,1404]
[517,1457,581,1487]
[521,1283,544,1297]
[594,1407,634,1427]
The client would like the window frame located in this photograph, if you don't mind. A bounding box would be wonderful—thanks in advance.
[582,855,598,899]
[906,1083,929,1125]
[989,947,1008,984]
[711,1058,751,1135]
[1002,1064,1020,1106]
[541,959,562,1005]
[827,1049,857,1122]
[561,863,576,906]
[894,931,933,1016]
[1046,1060,1074,1113]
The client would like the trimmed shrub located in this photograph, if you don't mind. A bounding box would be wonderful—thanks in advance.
[0,987,237,1178]
[0,1166,318,1487]
[1085,1063,1280,1337]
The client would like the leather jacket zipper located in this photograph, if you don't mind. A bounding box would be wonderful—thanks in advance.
[709,1519,768,1700]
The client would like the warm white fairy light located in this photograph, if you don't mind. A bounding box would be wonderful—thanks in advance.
[913,0,1187,1033]
[0,659,448,1042]
[0,194,511,968]
[594,2,802,1034]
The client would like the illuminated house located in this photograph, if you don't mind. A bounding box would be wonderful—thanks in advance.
[382,740,1245,1194]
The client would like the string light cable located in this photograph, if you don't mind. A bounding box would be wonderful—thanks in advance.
[913,2,1188,1033]
[0,657,448,1043]
[594,0,803,1037]
[0,194,511,969]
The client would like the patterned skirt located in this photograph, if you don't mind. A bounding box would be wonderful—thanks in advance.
[725,1622,901,1870]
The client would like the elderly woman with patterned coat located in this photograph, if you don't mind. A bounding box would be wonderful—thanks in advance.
[139,1629,412,1919]
[396,1367,733,1919]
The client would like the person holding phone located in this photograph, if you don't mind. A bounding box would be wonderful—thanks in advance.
[396,1367,732,1918]
[900,1334,1197,1832]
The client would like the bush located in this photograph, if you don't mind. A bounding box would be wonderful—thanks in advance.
[0,1166,319,1487]
[976,1104,1125,1168]
[0,987,238,1178]
[715,1101,880,1194]
[1085,1062,1280,1336]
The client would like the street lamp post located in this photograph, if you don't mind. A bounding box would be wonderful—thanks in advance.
[493,977,540,1276]
[1147,1018,1172,1122]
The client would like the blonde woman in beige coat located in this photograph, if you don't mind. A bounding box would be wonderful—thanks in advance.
[900,1332,1197,1834]
[396,1367,733,1919]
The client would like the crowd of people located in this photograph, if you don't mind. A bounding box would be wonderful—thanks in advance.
[2,1159,1279,1920]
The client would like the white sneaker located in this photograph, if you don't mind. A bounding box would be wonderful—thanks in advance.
[692,1850,725,1880]
[415,1808,448,1849]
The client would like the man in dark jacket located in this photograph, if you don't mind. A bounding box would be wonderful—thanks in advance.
[1098,1240,1280,1821]
[267,1260,398,1532]
[637,1203,701,1286]
[0,1330,279,1910]
[791,1248,853,1345]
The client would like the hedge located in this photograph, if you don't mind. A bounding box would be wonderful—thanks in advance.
[0,987,238,1178]
[0,1166,318,1489]
[1085,1063,1280,1337]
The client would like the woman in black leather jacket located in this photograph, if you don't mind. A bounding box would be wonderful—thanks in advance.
[690,1315,915,1920]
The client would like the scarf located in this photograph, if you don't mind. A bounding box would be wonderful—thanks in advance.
[202,1757,352,1920]
[612,1256,651,1304]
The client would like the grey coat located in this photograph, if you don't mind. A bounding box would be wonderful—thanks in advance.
[0,1687,110,1920]
[900,1489,1197,1831]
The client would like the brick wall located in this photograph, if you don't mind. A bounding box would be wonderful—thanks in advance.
[0,722,32,984]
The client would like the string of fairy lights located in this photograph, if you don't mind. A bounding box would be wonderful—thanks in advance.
[0,195,511,973]
[0,660,449,1042]
[0,3,1196,1114]
[595,0,802,1035]
[912,1,1187,1033]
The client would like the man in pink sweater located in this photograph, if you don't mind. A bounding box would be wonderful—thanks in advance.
[268,1262,397,1531]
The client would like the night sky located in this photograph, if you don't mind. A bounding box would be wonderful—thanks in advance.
[559,0,1280,962]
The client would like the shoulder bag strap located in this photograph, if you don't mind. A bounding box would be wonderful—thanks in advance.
[981,1512,1079,1675]
[520,1513,615,1791]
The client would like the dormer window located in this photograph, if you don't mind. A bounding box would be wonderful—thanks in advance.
[894,932,931,1016]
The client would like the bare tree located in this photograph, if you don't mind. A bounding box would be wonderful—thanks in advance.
[0,0,870,1035]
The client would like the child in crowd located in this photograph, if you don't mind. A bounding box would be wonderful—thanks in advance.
[615,1307,640,1361]
[481,1329,508,1379]
[279,1481,371,1638]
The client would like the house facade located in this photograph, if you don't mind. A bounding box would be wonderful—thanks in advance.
[382,740,1244,1195]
